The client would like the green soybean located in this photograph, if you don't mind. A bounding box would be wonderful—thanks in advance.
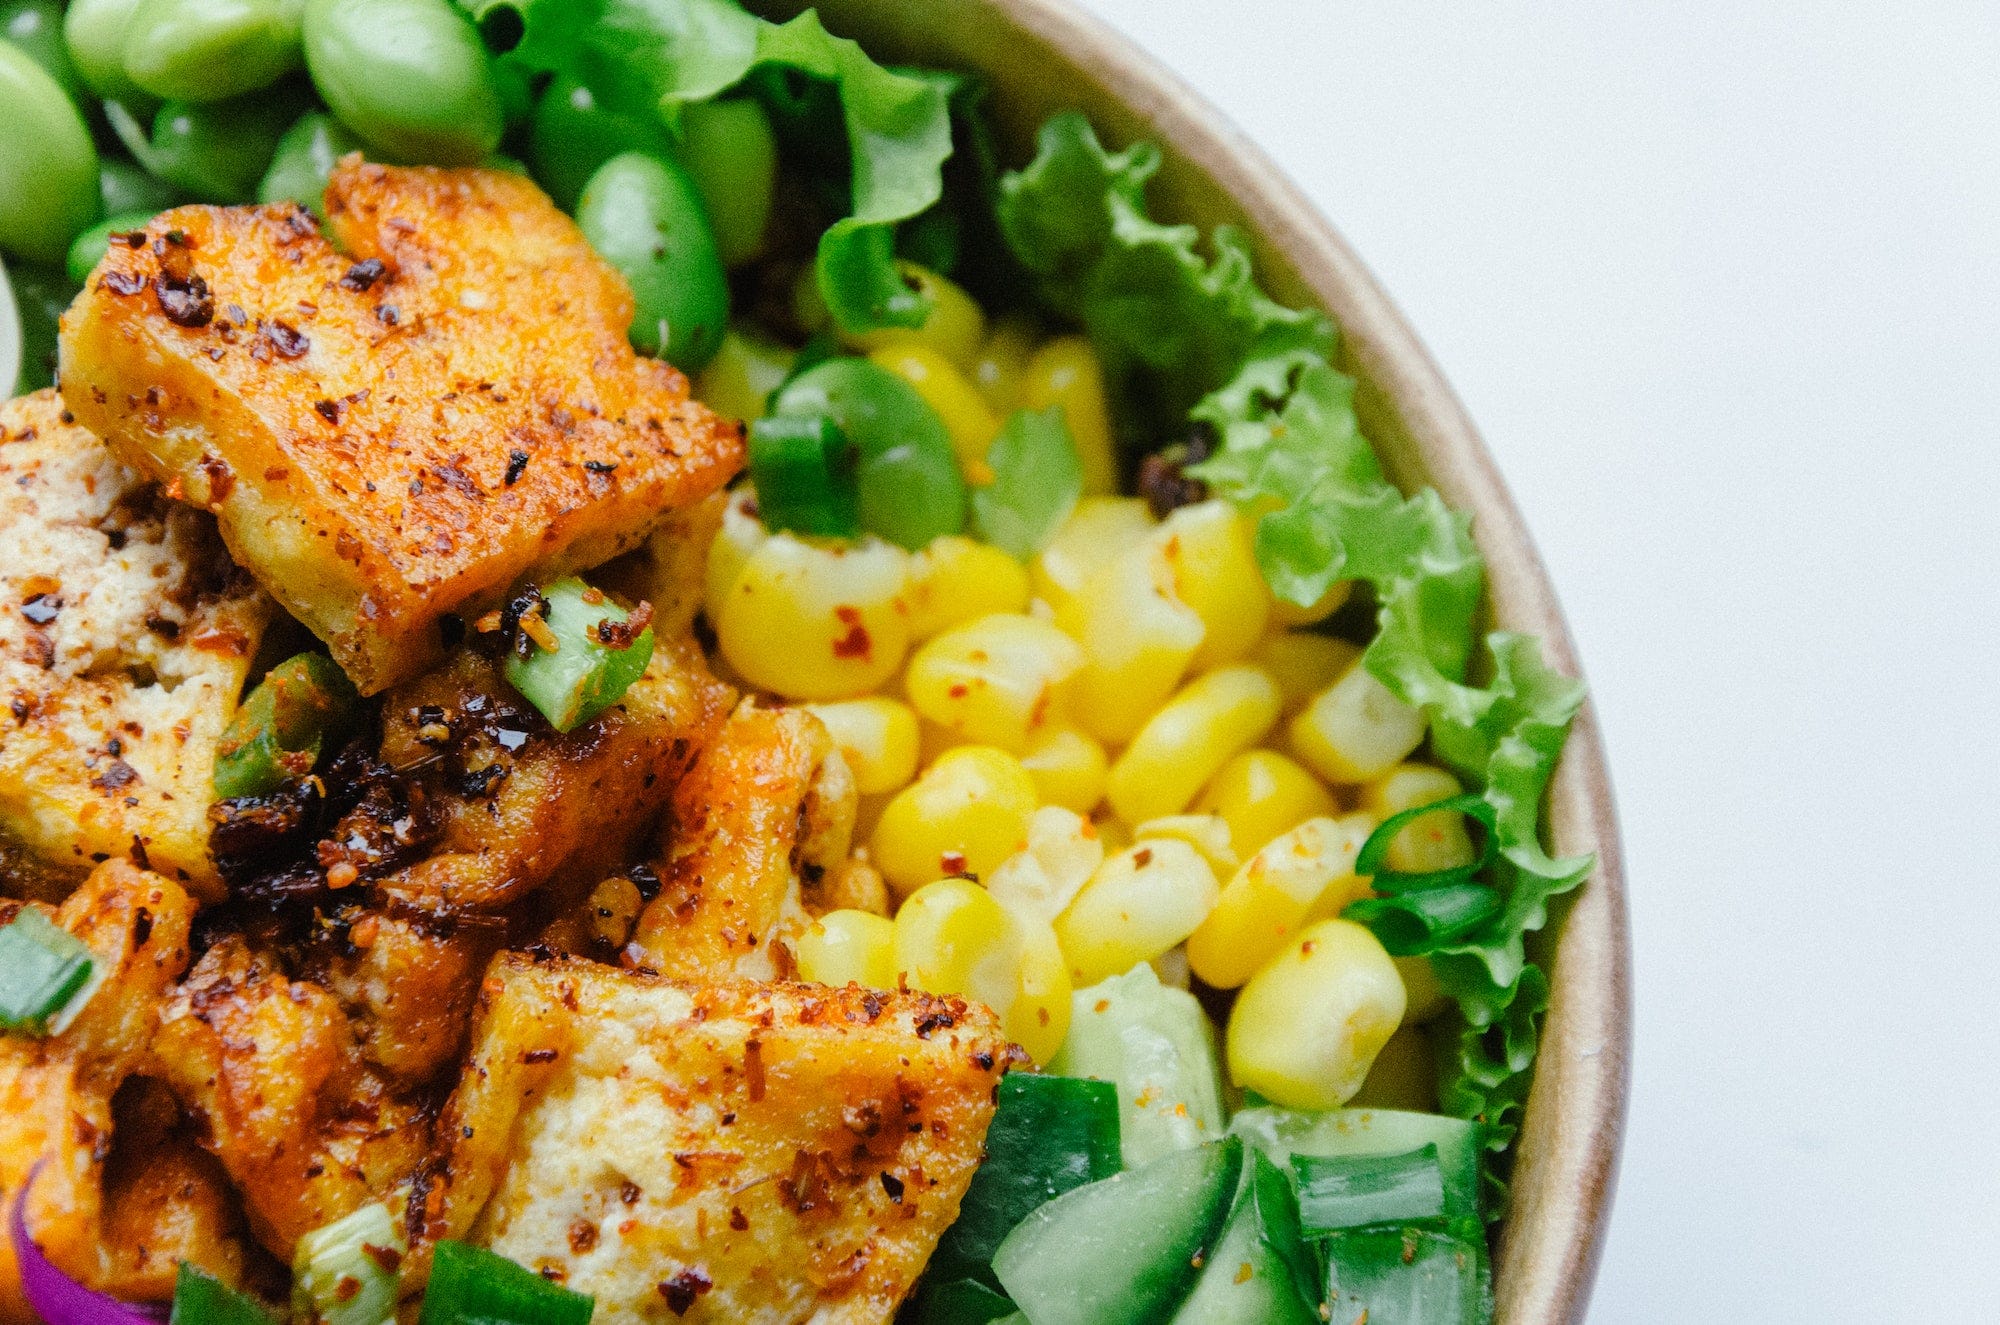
[122,0,305,103]
[575,152,728,372]
[100,157,181,215]
[62,0,151,104]
[7,261,79,395]
[257,109,361,215]
[302,0,501,165]
[768,357,969,550]
[66,209,155,284]
[110,85,306,203]
[2,0,82,103]
[0,41,101,265]
[527,75,673,212]
[675,97,776,270]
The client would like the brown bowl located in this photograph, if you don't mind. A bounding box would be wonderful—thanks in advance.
[754,0,1634,1318]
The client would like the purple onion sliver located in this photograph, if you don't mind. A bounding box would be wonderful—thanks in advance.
[11,1161,170,1324]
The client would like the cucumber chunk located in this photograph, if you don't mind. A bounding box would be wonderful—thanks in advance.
[1231,1106,1484,1223]
[1170,1151,1320,1324]
[992,1137,1241,1325]
[1323,1227,1484,1325]
[1050,964,1226,1168]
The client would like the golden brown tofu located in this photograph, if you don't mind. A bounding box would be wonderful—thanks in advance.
[59,160,744,694]
[0,390,271,900]
[630,700,857,979]
[425,956,1008,1324]
[0,860,211,1321]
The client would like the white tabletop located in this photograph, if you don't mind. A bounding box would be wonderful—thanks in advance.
[1071,2,2000,1318]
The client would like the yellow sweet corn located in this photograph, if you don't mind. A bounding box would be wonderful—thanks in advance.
[1092,815,1133,853]
[1130,814,1239,879]
[1363,762,1476,874]
[892,877,1071,1063]
[1019,726,1108,815]
[1031,496,1156,616]
[1055,535,1206,745]
[1253,631,1362,717]
[987,805,1107,926]
[1226,917,1405,1111]
[803,696,922,796]
[905,612,1084,752]
[869,342,1002,484]
[795,909,898,988]
[1155,501,1270,671]
[694,326,794,424]
[845,262,988,370]
[905,534,1032,639]
[1053,839,1220,987]
[971,315,1038,413]
[1023,334,1116,495]
[703,488,769,622]
[1289,656,1427,784]
[870,745,1038,898]
[1185,813,1375,989]
[1269,578,1354,627]
[1195,749,1338,858]
[1105,665,1282,826]
[716,531,911,700]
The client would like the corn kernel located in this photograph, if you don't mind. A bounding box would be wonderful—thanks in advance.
[1018,726,1108,816]
[694,327,794,424]
[1054,840,1220,987]
[704,488,768,621]
[1106,665,1282,825]
[1131,814,1239,878]
[893,878,1070,1063]
[869,342,1002,484]
[1253,632,1362,717]
[717,532,911,700]
[870,746,1038,899]
[1226,918,1405,1111]
[1031,496,1156,616]
[1185,813,1374,989]
[1363,763,1476,874]
[1289,657,1427,784]
[803,697,921,796]
[1269,578,1354,627]
[846,262,988,370]
[1055,536,1206,745]
[905,612,1084,753]
[971,315,1037,413]
[1155,501,1270,671]
[905,535,1032,640]
[1092,815,1132,853]
[1195,749,1338,858]
[987,805,1106,926]
[795,909,897,988]
[1023,335,1116,495]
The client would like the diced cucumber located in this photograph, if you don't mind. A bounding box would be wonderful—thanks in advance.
[901,1277,1018,1324]
[1170,1151,1320,1324]
[1231,1106,1484,1223]
[1050,964,1226,1169]
[1293,1145,1453,1235]
[927,1072,1122,1288]
[992,1137,1241,1325]
[1323,1228,1485,1325]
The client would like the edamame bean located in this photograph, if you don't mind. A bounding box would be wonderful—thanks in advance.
[122,0,305,103]
[114,85,306,203]
[302,0,501,165]
[66,210,155,284]
[768,357,969,550]
[527,75,673,211]
[62,0,151,103]
[3,0,81,102]
[575,151,728,372]
[100,157,181,214]
[675,97,776,270]
[7,261,78,395]
[257,109,360,215]
[0,41,101,265]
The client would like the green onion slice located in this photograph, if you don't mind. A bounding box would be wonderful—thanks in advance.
[1352,793,1498,893]
[747,413,861,538]
[172,1262,276,1324]
[0,910,97,1037]
[1292,1146,1450,1237]
[212,652,360,800]
[1342,884,1502,956]
[1322,1226,1485,1325]
[502,577,656,734]
[417,1241,594,1325]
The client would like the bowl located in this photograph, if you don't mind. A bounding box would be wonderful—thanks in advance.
[751,0,1634,1318]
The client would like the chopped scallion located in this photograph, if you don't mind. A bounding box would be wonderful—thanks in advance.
[747,413,861,537]
[0,909,96,1037]
[212,652,360,800]
[1292,1146,1451,1237]
[290,1203,404,1325]
[416,1240,594,1325]
[1343,883,1503,956]
[172,1262,276,1324]
[1351,793,1498,892]
[1322,1226,1484,1325]
[502,577,655,734]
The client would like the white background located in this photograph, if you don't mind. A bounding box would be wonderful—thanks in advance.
[1069,2,2000,1319]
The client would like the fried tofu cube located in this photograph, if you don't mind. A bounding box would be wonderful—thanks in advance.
[431,957,1008,1323]
[59,160,744,694]
[0,390,271,899]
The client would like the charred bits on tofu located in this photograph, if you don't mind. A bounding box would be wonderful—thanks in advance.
[58,158,745,697]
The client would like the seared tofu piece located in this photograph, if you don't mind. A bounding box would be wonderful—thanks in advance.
[59,160,744,694]
[630,700,857,979]
[430,957,1008,1324]
[0,390,270,900]
[0,860,222,1321]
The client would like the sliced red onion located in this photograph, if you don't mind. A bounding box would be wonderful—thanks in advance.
[10,1161,170,1324]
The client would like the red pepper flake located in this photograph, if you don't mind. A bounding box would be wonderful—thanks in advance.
[744,1039,765,1102]
[830,606,871,659]
[728,1206,749,1231]
[1133,847,1154,867]
[102,270,148,297]
[334,1276,361,1302]
[568,1219,598,1253]
[90,759,138,792]
[362,1243,402,1273]
[156,270,213,327]
[522,1047,560,1064]
[658,1269,712,1316]
[260,320,310,358]
[939,850,968,876]
[339,258,387,292]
